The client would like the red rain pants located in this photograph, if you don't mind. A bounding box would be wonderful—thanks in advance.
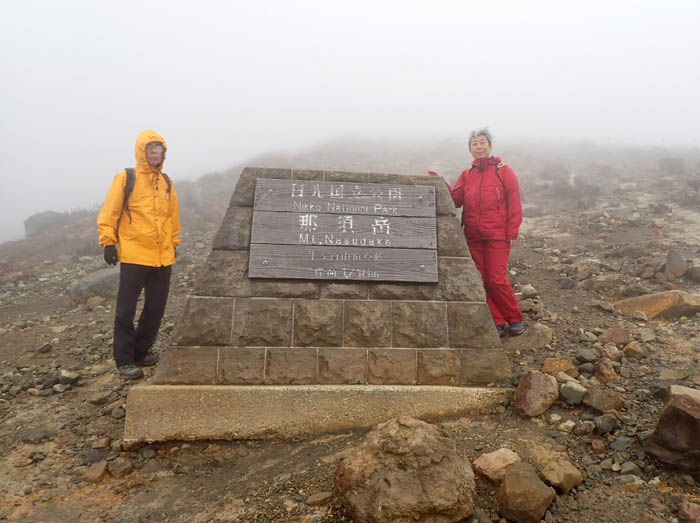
[467,239,523,327]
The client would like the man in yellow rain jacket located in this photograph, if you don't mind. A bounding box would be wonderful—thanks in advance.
[97,129,181,379]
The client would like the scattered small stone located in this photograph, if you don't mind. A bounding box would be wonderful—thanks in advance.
[575,348,600,364]
[594,358,618,384]
[83,460,108,482]
[58,369,80,385]
[108,457,133,478]
[600,344,622,362]
[619,461,642,475]
[591,439,606,454]
[659,368,689,381]
[19,428,54,444]
[89,391,112,405]
[559,277,575,289]
[638,328,656,342]
[609,436,634,452]
[554,371,577,383]
[36,342,52,354]
[578,363,595,375]
[92,437,111,450]
[558,420,576,433]
[82,450,104,465]
[52,383,69,393]
[41,376,60,390]
[624,342,645,360]
[520,284,538,299]
[139,460,162,475]
[497,462,555,523]
[473,448,521,484]
[583,386,624,413]
[560,381,587,405]
[595,414,617,434]
[595,301,615,312]
[542,357,579,378]
[515,370,559,417]
[665,249,689,278]
[598,327,631,346]
[304,491,333,506]
[539,458,583,493]
[111,407,126,419]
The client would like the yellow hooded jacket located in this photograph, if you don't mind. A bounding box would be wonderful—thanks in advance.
[97,130,181,267]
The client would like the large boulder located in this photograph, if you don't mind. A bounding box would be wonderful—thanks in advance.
[334,416,475,523]
[515,371,559,417]
[69,267,120,302]
[613,290,700,319]
[501,323,553,352]
[645,385,700,471]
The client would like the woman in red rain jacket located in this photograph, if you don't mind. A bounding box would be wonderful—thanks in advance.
[429,129,525,337]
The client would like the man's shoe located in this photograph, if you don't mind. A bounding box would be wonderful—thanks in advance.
[135,353,159,367]
[117,365,144,380]
[509,321,526,336]
[496,324,509,337]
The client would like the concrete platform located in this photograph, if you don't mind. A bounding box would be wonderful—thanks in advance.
[123,385,513,444]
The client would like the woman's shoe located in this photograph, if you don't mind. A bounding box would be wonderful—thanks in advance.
[509,321,526,336]
[496,324,509,337]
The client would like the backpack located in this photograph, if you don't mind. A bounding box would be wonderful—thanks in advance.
[116,168,172,235]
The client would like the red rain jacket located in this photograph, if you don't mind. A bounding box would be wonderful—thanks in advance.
[448,156,523,241]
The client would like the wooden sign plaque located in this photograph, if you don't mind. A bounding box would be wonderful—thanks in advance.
[249,179,438,282]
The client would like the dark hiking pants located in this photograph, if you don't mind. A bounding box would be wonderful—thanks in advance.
[113,263,172,367]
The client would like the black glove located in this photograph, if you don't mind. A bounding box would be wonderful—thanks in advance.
[104,245,118,265]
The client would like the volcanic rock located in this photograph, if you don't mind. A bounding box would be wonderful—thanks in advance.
[541,357,578,378]
[665,249,689,278]
[593,358,617,384]
[515,371,559,417]
[645,385,700,471]
[497,462,555,523]
[613,290,700,319]
[583,386,623,413]
[472,448,521,484]
[560,381,587,405]
[538,458,583,493]
[334,416,475,523]
[598,327,631,346]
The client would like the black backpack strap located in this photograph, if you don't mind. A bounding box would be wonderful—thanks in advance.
[116,168,135,239]
[495,162,506,193]
[123,168,135,223]
[495,163,510,234]
[161,172,172,194]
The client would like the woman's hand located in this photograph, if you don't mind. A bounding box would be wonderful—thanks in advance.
[427,170,441,177]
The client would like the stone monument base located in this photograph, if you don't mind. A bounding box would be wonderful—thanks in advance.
[123,385,513,444]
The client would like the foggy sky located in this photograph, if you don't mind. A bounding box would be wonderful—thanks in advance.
[1,1,699,244]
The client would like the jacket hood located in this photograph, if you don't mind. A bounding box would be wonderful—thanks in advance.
[135,129,167,172]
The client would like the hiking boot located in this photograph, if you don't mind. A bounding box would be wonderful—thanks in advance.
[496,324,509,337]
[118,365,144,380]
[135,353,159,367]
[509,321,526,336]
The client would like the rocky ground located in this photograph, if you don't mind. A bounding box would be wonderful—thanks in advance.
[1,161,699,522]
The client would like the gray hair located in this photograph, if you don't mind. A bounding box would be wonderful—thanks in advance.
[468,128,493,146]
